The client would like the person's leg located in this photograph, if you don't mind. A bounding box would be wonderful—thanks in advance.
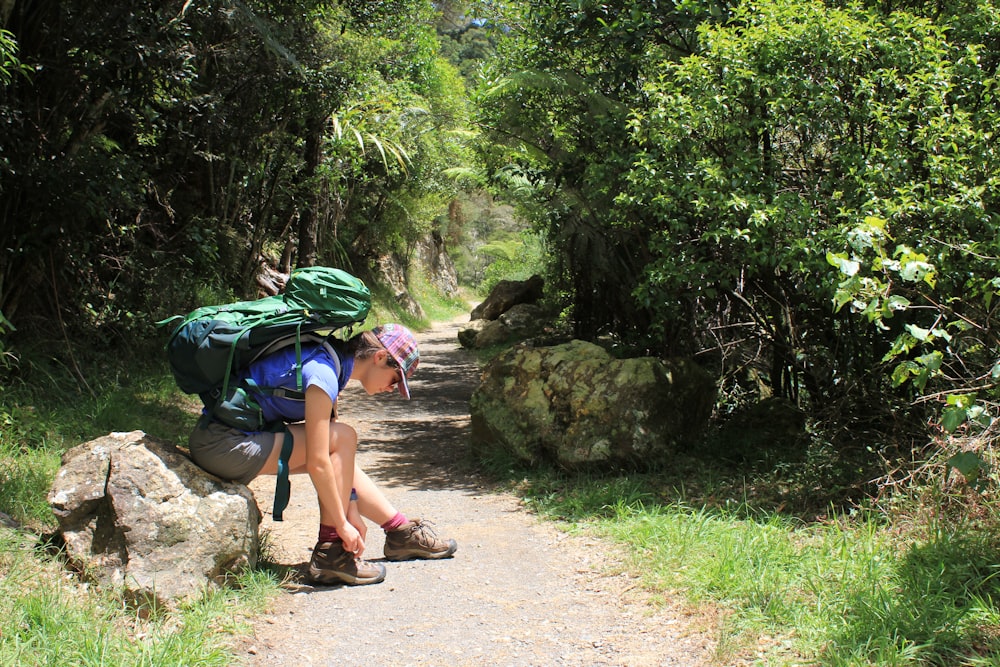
[287,421,356,530]
[353,464,459,561]
[257,421,385,586]
[188,419,276,484]
[353,465,397,525]
[257,421,356,478]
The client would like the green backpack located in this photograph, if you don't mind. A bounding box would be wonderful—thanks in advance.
[164,266,370,405]
[162,266,371,519]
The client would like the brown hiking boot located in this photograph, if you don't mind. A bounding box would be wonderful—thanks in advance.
[308,540,386,586]
[383,518,458,561]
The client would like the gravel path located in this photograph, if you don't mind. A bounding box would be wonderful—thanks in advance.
[239,318,716,666]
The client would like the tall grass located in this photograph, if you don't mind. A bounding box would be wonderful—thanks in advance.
[515,471,1000,665]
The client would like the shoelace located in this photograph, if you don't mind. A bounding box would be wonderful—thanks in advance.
[411,519,441,544]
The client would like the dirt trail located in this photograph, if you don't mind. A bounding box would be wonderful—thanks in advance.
[240,318,716,666]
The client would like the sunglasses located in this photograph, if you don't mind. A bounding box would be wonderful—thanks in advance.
[385,356,403,388]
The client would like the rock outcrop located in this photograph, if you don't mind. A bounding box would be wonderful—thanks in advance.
[416,231,459,296]
[48,431,260,608]
[470,275,544,321]
[470,340,716,470]
[378,254,426,320]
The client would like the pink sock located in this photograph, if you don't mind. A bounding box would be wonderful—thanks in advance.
[381,512,408,532]
[318,524,339,542]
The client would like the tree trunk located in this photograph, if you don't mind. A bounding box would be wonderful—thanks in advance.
[296,117,325,268]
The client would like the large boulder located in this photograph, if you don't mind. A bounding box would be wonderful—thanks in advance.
[458,303,550,350]
[473,319,513,348]
[48,431,260,608]
[470,275,544,321]
[457,319,488,348]
[499,302,546,330]
[470,341,716,469]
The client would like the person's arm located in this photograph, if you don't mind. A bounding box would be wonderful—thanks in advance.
[303,385,362,553]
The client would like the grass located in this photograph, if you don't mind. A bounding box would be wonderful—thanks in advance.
[0,349,198,526]
[506,465,1000,665]
[366,267,473,332]
[0,526,276,666]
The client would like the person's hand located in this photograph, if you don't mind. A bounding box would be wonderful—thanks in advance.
[347,500,367,543]
[338,522,364,556]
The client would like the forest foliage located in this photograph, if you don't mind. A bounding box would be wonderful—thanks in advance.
[0,0,478,348]
[476,0,1000,483]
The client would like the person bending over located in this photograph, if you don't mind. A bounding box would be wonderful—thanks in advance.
[188,323,457,585]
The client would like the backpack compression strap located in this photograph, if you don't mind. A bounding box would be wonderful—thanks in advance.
[273,426,294,521]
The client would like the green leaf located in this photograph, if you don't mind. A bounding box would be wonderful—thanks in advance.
[913,366,931,391]
[833,289,853,312]
[826,252,859,276]
[946,451,987,484]
[905,324,931,341]
[900,260,934,282]
[885,295,910,312]
[941,406,967,433]
[862,216,888,233]
[915,351,942,372]
[946,393,975,409]
[967,405,993,429]
[891,361,916,387]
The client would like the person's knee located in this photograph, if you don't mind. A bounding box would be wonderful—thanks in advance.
[330,422,357,453]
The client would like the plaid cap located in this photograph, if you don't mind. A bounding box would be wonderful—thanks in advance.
[373,323,420,399]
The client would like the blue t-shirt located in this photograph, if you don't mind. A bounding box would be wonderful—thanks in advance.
[240,342,353,423]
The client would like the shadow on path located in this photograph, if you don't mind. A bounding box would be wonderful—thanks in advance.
[243,318,716,667]
[337,317,485,493]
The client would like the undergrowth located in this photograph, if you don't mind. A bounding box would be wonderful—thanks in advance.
[0,526,277,666]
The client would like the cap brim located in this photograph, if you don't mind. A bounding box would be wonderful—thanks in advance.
[397,372,411,399]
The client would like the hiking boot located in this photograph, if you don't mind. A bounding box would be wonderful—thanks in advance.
[308,540,386,586]
[383,518,458,561]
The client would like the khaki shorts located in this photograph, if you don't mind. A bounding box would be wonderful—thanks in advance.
[188,418,277,485]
